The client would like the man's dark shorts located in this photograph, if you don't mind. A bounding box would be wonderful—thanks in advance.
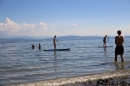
[115,46,124,54]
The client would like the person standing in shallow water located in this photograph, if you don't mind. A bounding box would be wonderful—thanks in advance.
[103,35,107,47]
[31,44,35,49]
[38,43,41,50]
[115,30,124,62]
[53,35,58,49]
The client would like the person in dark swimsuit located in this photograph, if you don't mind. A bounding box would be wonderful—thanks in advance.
[53,35,58,49]
[38,43,41,50]
[103,35,107,47]
[31,44,35,49]
[115,30,124,62]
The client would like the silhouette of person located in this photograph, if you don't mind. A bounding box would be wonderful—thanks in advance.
[31,44,35,49]
[53,35,58,49]
[38,43,41,50]
[103,35,107,47]
[115,30,124,62]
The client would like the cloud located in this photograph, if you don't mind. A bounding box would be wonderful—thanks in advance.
[0,18,47,36]
[39,22,47,30]
[0,18,19,32]
[0,18,129,37]
[67,24,77,29]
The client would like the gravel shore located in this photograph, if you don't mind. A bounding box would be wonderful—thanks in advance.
[61,75,130,86]
[6,70,130,86]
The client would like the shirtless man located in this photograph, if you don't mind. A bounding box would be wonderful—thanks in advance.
[103,35,107,47]
[115,30,124,62]
[53,35,58,49]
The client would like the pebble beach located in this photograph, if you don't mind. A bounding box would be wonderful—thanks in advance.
[6,69,130,86]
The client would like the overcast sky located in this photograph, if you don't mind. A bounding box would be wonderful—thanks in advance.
[0,0,130,37]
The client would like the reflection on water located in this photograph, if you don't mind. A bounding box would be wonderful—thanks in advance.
[54,51,57,57]
[115,62,124,70]
[104,47,107,57]
[54,51,57,72]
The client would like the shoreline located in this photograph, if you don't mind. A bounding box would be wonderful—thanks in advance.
[6,69,130,86]
[63,75,130,86]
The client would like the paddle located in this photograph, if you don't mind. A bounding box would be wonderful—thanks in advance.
[56,39,63,46]
[57,41,63,46]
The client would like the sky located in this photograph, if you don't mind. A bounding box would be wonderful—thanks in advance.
[0,0,130,38]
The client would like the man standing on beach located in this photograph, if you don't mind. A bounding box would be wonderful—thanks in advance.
[115,30,124,62]
[103,35,107,47]
[53,35,58,49]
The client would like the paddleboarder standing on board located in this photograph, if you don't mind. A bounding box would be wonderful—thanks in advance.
[53,35,58,49]
[115,30,124,62]
[103,35,107,47]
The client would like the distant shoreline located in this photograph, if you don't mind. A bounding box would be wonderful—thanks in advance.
[1,35,130,43]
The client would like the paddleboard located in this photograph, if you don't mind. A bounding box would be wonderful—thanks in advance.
[98,46,113,48]
[43,48,70,51]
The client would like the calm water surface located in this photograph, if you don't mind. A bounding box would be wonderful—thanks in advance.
[0,36,130,85]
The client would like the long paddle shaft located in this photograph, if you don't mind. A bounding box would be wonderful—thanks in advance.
[57,41,63,46]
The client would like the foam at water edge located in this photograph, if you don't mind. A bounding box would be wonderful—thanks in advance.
[7,69,130,86]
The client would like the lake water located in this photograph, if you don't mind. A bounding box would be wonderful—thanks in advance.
[0,36,130,85]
